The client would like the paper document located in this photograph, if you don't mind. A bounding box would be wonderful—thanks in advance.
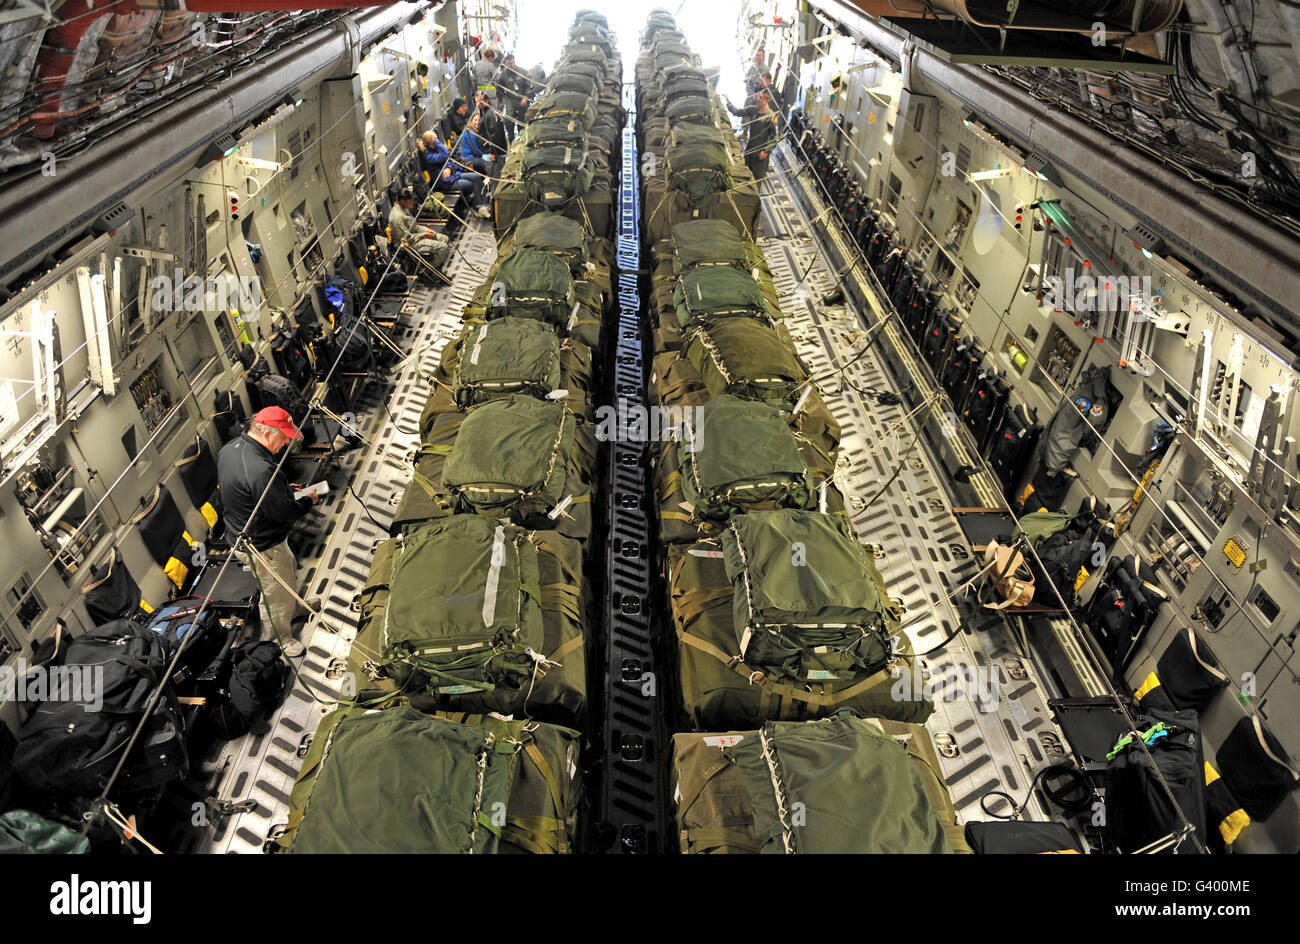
[294,481,329,502]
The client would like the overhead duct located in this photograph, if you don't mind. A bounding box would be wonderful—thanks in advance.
[844,0,1183,35]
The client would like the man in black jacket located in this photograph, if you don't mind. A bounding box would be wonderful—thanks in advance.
[217,406,320,657]
[726,87,777,181]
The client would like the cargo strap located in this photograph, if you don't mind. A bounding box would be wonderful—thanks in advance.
[676,754,763,854]
[760,726,798,854]
[678,630,893,709]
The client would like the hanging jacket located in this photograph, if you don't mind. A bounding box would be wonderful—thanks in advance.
[1044,364,1115,473]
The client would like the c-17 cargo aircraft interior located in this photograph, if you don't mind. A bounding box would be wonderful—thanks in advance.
[0,0,1296,877]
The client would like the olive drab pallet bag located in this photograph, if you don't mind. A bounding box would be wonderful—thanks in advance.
[425,324,594,424]
[672,265,774,331]
[451,318,564,409]
[654,395,833,544]
[522,144,596,213]
[441,395,595,539]
[668,534,931,731]
[684,318,809,404]
[671,714,969,853]
[722,510,898,682]
[377,516,545,697]
[350,523,588,724]
[281,706,581,854]
[487,248,576,331]
[510,210,594,277]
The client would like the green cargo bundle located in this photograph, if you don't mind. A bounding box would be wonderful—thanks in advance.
[671,713,969,854]
[656,438,843,546]
[684,318,808,404]
[665,124,732,204]
[425,318,594,420]
[282,707,581,854]
[664,94,714,127]
[384,516,544,693]
[488,247,576,330]
[672,265,774,330]
[560,44,611,67]
[350,519,588,722]
[649,347,843,462]
[548,71,600,97]
[650,222,780,348]
[528,90,598,129]
[522,145,596,213]
[673,218,747,269]
[441,395,594,537]
[645,165,759,243]
[668,537,931,730]
[722,510,898,682]
[649,349,711,408]
[395,410,464,532]
[451,318,562,408]
[520,116,589,151]
[660,395,816,530]
[510,211,596,279]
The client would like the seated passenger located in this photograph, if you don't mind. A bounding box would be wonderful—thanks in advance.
[388,187,450,281]
[440,97,470,142]
[418,130,491,219]
[458,111,493,177]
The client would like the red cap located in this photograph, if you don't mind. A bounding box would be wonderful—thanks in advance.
[252,406,302,440]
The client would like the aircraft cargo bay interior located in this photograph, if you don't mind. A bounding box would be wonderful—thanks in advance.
[0,0,1297,878]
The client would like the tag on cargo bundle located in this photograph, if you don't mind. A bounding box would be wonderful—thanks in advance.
[437,684,479,694]
[703,735,745,749]
[792,386,812,417]
[545,389,570,400]
[468,324,489,365]
[567,302,580,331]
[687,548,723,558]
[818,480,828,513]
[806,670,840,681]
[548,494,575,520]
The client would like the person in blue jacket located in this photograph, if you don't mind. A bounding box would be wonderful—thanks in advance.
[458,111,493,177]
[418,130,490,218]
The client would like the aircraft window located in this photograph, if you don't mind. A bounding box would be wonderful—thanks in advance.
[885,172,901,214]
[121,425,139,462]
[955,143,971,177]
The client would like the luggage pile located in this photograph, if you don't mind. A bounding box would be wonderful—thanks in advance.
[280,12,624,855]
[493,11,623,237]
[637,12,968,853]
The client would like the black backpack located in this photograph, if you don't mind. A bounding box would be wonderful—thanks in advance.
[1105,707,1206,853]
[211,641,291,740]
[13,621,171,798]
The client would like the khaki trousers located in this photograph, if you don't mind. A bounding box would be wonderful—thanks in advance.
[241,539,301,638]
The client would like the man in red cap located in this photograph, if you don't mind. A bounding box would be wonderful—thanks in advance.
[216,406,320,657]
